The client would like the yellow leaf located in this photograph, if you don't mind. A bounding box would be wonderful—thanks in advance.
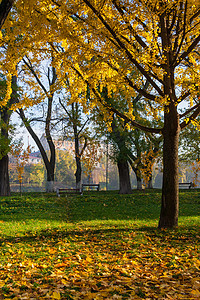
[193,280,200,290]
[49,248,56,254]
[191,290,200,298]
[61,279,68,285]
[51,291,61,299]
[86,255,92,263]
[41,264,48,269]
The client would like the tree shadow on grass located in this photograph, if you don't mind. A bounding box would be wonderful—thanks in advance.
[0,224,199,251]
[0,190,199,226]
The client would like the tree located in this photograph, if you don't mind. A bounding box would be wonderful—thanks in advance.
[58,100,90,189]
[180,119,200,162]
[0,75,17,196]
[1,0,200,227]
[0,106,11,196]
[0,0,14,29]
[16,55,57,192]
[44,0,199,228]
[55,150,76,186]
[82,139,103,184]
[179,119,200,186]
[28,164,45,186]
[92,84,162,192]
[10,141,31,194]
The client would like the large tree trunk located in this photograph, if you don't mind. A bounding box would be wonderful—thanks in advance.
[46,167,55,192]
[0,107,11,196]
[159,104,180,228]
[117,158,132,194]
[0,0,15,29]
[0,155,11,196]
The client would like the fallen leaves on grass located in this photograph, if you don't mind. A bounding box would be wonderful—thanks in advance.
[0,227,199,299]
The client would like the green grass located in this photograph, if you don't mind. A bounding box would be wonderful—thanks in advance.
[0,189,199,299]
[0,189,199,237]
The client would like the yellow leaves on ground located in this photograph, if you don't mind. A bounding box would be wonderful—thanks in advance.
[0,227,199,299]
[51,291,61,299]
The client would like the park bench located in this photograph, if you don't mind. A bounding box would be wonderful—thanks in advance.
[81,184,100,193]
[178,182,193,189]
[56,188,82,197]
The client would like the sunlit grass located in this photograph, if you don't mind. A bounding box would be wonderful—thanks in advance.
[0,189,199,237]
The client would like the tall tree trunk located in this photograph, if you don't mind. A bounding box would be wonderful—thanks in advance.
[0,155,10,196]
[117,158,132,194]
[136,175,143,190]
[159,104,180,228]
[147,176,153,189]
[73,103,86,190]
[75,153,82,189]
[46,168,55,192]
[0,108,11,196]
[73,107,82,189]
[128,160,142,190]
[0,0,15,29]
[45,95,56,192]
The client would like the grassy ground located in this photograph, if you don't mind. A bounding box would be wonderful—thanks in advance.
[0,189,199,299]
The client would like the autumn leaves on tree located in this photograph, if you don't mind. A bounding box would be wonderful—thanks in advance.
[0,0,200,228]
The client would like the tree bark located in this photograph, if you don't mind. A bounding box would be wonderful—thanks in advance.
[0,0,15,29]
[75,152,82,189]
[117,158,132,194]
[147,176,153,189]
[136,175,143,190]
[159,103,180,228]
[72,103,88,190]
[45,95,55,192]
[74,117,82,189]
[0,108,11,196]
[0,155,10,196]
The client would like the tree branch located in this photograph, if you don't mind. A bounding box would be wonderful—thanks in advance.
[179,103,200,119]
[22,57,48,96]
[82,0,164,97]
[180,104,200,129]
[71,64,162,134]
[172,1,188,65]
[176,35,200,66]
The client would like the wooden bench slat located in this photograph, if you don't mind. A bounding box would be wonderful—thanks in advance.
[81,184,100,192]
[179,182,193,189]
[56,188,82,197]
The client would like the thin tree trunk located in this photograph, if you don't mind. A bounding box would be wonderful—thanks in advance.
[147,176,153,189]
[0,155,11,196]
[45,95,56,192]
[159,104,180,228]
[73,103,85,190]
[74,117,82,189]
[117,158,132,194]
[75,153,82,189]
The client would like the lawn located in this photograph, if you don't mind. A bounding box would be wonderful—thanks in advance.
[0,189,199,299]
